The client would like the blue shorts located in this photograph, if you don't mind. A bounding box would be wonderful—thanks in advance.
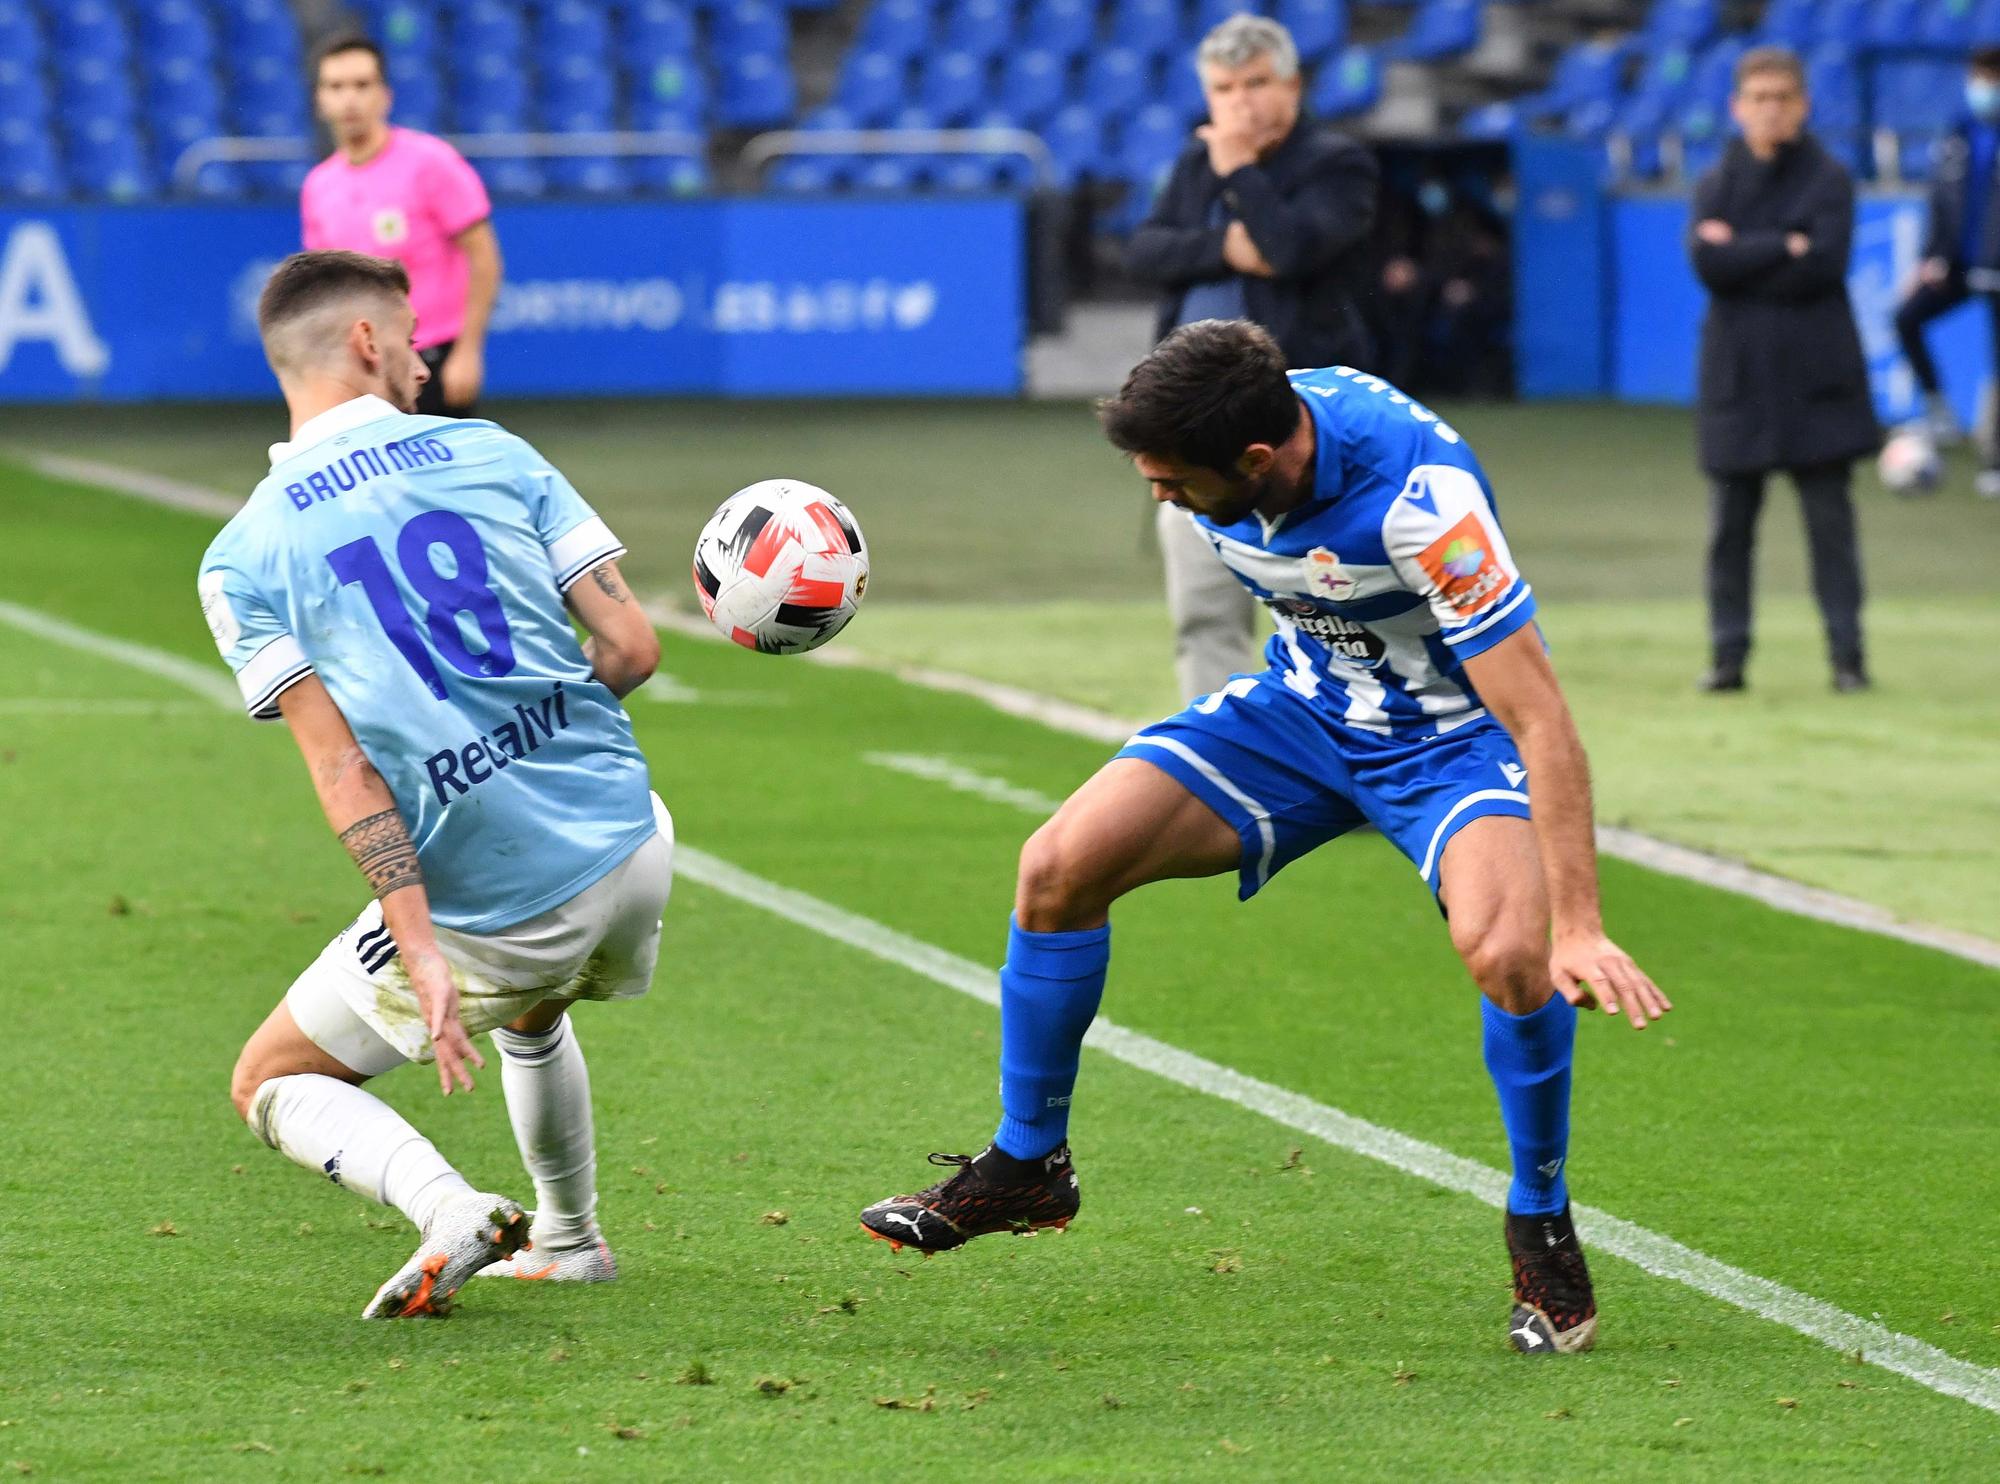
[1115,672,1532,900]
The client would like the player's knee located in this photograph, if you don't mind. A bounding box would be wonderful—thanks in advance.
[228,1048,266,1124]
[1453,924,1544,1006]
[1015,821,1107,932]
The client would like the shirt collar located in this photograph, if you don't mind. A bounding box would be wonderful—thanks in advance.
[268,394,403,466]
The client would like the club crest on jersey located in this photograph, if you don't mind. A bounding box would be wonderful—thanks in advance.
[1304,547,1356,600]
[372,208,408,245]
[1416,513,1510,616]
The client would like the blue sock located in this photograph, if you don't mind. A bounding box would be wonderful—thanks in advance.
[1481,992,1576,1216]
[992,917,1110,1159]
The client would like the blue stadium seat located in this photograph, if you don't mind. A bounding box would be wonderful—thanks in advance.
[546,154,631,196]
[385,56,444,131]
[768,155,841,193]
[634,57,711,119]
[1614,45,1697,142]
[58,56,137,124]
[0,125,63,199]
[70,116,155,200]
[1806,45,1863,143]
[1673,37,1744,152]
[1755,0,1817,49]
[1309,44,1380,119]
[1041,101,1106,184]
[537,0,613,56]
[999,47,1067,123]
[151,100,225,182]
[715,0,789,57]
[479,157,546,200]
[1023,0,1095,59]
[1642,0,1718,50]
[1194,0,1264,36]
[452,1,529,58]
[836,49,908,124]
[920,48,989,123]
[541,54,619,117]
[52,0,130,65]
[858,0,937,62]
[717,51,796,127]
[1082,47,1151,119]
[801,103,858,130]
[1161,55,1209,124]
[1866,0,1928,49]
[1812,0,1872,48]
[1108,0,1184,61]
[1117,102,1189,184]
[942,0,1016,59]
[223,0,303,56]
[1382,0,1481,64]
[372,1,440,58]
[630,149,708,195]
[1876,58,1963,137]
[1974,0,2000,46]
[0,55,48,121]
[1278,0,1348,64]
[1516,38,1626,124]
[452,66,532,134]
[0,4,40,66]
[853,154,922,191]
[141,0,217,63]
[1917,0,1977,49]
[1458,100,1517,139]
[621,0,697,66]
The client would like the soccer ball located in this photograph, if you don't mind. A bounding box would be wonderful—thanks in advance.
[691,480,869,653]
[1877,427,1942,496]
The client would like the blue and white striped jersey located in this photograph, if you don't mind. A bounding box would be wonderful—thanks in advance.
[197,394,656,934]
[1183,365,1538,737]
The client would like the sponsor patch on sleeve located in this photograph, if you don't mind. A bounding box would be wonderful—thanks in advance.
[1414,512,1511,617]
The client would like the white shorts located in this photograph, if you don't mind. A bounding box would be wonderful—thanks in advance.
[287,794,675,1076]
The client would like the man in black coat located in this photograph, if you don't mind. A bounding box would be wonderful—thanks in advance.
[1124,14,1379,701]
[1689,46,1880,694]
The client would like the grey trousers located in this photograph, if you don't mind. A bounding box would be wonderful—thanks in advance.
[1706,461,1865,670]
[1158,502,1259,702]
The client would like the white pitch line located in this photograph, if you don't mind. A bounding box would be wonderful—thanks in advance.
[674,843,2000,1418]
[10,596,1996,1418]
[10,449,246,519]
[0,600,241,711]
[863,751,1064,814]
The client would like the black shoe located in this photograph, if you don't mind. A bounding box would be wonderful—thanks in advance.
[1506,1204,1598,1355]
[859,1144,1080,1254]
[1697,664,1745,693]
[1832,664,1870,693]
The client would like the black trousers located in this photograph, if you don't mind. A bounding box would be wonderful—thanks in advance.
[416,340,477,418]
[1706,461,1864,670]
[1893,272,2000,446]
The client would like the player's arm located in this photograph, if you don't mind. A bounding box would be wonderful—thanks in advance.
[565,557,660,699]
[440,221,501,407]
[1460,631,1673,1029]
[275,675,484,1094]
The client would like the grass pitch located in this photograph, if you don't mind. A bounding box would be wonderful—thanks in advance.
[2,452,1997,1479]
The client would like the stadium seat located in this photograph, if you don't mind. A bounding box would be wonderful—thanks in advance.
[835,49,908,125]
[222,0,302,57]
[51,0,130,66]
[537,0,613,57]
[541,54,619,118]
[1971,0,2000,45]
[1755,0,1817,49]
[1812,0,1872,48]
[919,48,989,124]
[716,51,797,128]
[1082,47,1151,119]
[1866,0,1928,50]
[0,126,63,199]
[858,0,936,62]
[371,1,440,58]
[140,0,217,64]
[801,103,859,131]
[70,116,155,200]
[452,1,529,59]
[0,5,40,67]
[715,0,789,57]
[630,149,709,195]
[1023,0,1096,59]
[1458,99,1517,139]
[57,56,137,125]
[0,55,48,122]
[1278,0,1348,64]
[453,66,532,134]
[1875,57,1962,139]
[546,154,631,196]
[635,59,711,121]
[943,0,1016,59]
[1642,0,1718,50]
[1613,44,1698,143]
[1382,0,1482,63]
[1515,38,1626,125]
[1672,37,1745,156]
[621,0,697,66]
[1108,0,1184,61]
[1917,0,1977,49]
[1805,45,1863,156]
[852,154,922,191]
[768,155,841,193]
[1194,0,1263,36]
[1042,101,1107,184]
[151,100,225,183]
[1117,102,1190,184]
[478,157,546,200]
[999,47,1067,123]
[385,56,444,132]
[1161,55,1209,124]
[1309,44,1381,119]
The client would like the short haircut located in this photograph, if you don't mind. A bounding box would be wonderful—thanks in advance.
[1197,14,1300,82]
[313,32,385,82]
[258,250,410,372]
[1974,47,2000,74]
[1098,320,1298,473]
[1733,45,1804,94]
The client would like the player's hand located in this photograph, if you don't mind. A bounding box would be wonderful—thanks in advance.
[1695,218,1734,245]
[1548,932,1672,1030]
[1222,221,1275,278]
[1198,122,1262,178]
[407,945,484,1094]
[439,342,484,408]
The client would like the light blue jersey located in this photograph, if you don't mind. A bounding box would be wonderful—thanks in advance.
[199,394,656,934]
[1183,365,1537,738]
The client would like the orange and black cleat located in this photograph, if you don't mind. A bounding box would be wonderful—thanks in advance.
[1505,1203,1598,1354]
[860,1144,1079,1255]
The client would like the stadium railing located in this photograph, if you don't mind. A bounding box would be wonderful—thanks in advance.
[738,126,1060,189]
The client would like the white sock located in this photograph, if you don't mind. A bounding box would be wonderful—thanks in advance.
[249,1073,473,1234]
[493,1018,599,1250]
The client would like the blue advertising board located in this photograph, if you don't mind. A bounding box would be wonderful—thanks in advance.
[0,198,1025,401]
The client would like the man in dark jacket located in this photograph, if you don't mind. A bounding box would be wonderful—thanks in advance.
[1892,49,2000,492]
[1125,14,1379,701]
[1689,46,1879,694]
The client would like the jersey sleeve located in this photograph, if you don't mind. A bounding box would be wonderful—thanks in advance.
[1382,463,1537,661]
[502,435,628,591]
[198,558,314,722]
[423,139,492,240]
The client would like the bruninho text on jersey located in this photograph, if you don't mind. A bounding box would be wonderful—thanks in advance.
[281,435,457,511]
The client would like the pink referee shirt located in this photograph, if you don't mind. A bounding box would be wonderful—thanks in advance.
[301,127,491,351]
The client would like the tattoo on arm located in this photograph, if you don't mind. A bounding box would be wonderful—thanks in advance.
[339,808,424,899]
[589,565,629,603]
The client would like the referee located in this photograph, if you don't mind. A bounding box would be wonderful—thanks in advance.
[301,36,502,417]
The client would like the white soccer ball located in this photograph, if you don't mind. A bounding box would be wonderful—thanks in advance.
[1877,428,1941,495]
[691,479,869,654]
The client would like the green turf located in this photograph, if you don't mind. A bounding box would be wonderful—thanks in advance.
[4,396,1996,940]
[2,465,1998,1478]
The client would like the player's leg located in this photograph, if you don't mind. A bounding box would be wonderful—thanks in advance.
[1436,816,1596,1355]
[1702,470,1766,689]
[1789,459,1867,687]
[1892,275,1965,439]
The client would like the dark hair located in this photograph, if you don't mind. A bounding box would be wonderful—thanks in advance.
[1974,47,2000,75]
[1733,45,1803,93]
[258,250,410,343]
[1098,320,1298,472]
[313,33,386,82]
